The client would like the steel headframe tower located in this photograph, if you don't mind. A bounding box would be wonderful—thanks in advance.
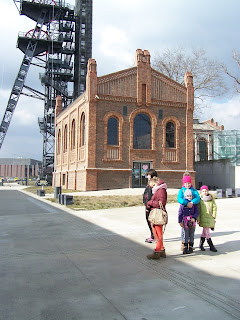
[74,0,92,98]
[0,0,92,183]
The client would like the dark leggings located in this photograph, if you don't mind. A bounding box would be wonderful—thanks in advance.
[146,209,154,239]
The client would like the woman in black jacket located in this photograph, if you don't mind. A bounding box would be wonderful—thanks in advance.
[143,169,157,243]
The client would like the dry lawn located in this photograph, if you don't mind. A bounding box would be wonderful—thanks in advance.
[47,194,178,210]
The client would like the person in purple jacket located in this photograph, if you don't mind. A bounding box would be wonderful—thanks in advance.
[178,189,199,254]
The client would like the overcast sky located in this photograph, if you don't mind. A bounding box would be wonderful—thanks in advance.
[0,0,240,160]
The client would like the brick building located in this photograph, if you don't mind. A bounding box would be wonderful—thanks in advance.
[53,49,195,191]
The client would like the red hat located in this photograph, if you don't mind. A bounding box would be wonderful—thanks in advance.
[200,185,209,191]
[182,176,192,185]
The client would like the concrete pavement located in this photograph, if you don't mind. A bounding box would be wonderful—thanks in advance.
[0,186,240,320]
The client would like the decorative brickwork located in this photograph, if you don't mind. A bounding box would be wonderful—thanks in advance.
[152,70,187,102]
[53,49,196,191]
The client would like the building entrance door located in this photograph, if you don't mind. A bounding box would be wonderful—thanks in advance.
[132,162,151,188]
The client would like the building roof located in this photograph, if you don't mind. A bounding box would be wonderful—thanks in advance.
[193,118,224,132]
[0,158,42,165]
[193,122,219,132]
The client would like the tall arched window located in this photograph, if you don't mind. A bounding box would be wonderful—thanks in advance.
[199,139,207,160]
[80,113,85,147]
[71,119,76,150]
[166,122,175,148]
[133,113,151,149]
[107,117,118,145]
[63,124,67,152]
[57,129,61,154]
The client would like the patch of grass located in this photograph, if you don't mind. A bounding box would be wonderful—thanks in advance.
[27,186,178,210]
[24,186,79,195]
[24,186,54,194]
[63,194,178,210]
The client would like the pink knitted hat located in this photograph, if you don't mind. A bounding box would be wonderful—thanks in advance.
[182,176,192,185]
[200,185,209,191]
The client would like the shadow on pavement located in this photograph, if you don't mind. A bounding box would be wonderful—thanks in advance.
[0,190,240,320]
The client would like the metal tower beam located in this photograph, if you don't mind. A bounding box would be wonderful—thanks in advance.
[74,0,92,98]
[0,10,47,149]
[1,0,93,184]
[22,85,46,100]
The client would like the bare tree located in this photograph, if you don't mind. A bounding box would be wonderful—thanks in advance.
[222,50,240,94]
[153,47,227,112]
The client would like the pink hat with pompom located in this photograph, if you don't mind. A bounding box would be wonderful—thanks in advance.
[200,185,209,191]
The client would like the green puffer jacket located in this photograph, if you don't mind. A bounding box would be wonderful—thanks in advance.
[198,197,217,228]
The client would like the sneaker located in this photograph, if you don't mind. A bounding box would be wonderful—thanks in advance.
[145,237,154,243]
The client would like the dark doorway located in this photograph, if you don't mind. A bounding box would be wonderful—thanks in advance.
[132,162,151,188]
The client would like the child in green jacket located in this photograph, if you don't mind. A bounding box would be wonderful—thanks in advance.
[198,185,218,252]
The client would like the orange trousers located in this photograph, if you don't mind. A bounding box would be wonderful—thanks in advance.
[152,225,164,252]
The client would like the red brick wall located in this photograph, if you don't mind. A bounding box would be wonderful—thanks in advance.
[54,49,195,191]
[97,170,130,190]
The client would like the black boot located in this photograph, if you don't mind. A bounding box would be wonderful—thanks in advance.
[207,238,218,252]
[183,243,188,254]
[188,242,193,254]
[199,237,206,251]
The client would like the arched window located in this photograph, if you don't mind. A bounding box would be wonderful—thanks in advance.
[71,119,76,150]
[166,122,175,148]
[107,117,118,145]
[63,124,67,152]
[80,113,85,147]
[57,129,61,154]
[199,139,207,160]
[133,113,151,149]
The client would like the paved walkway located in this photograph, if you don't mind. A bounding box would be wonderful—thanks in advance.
[0,186,239,320]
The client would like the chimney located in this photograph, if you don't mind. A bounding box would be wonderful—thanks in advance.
[86,58,97,102]
[55,96,62,117]
[135,49,151,106]
[184,71,194,111]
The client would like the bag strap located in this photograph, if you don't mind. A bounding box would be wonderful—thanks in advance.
[158,201,165,211]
